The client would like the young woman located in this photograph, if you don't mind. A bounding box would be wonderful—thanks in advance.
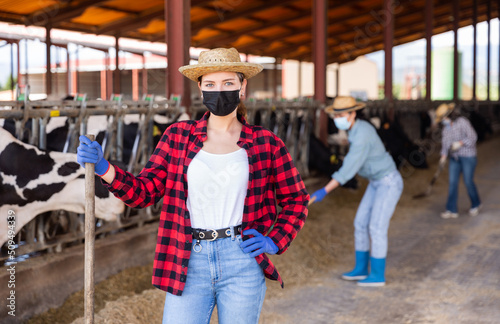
[310,96,403,287]
[77,47,309,324]
[435,103,481,218]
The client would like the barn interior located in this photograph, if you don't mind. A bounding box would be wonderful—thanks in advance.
[0,1,499,323]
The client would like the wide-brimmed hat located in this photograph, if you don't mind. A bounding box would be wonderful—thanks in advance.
[324,96,366,117]
[435,103,455,123]
[179,47,263,82]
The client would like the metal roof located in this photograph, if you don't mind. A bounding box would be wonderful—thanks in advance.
[0,0,496,63]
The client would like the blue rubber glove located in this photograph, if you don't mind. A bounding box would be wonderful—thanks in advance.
[240,229,279,257]
[77,135,110,176]
[310,187,328,204]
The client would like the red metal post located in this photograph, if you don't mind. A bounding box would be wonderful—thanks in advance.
[46,25,52,96]
[114,35,121,94]
[313,0,327,143]
[165,0,191,109]
[425,0,433,102]
[16,41,21,89]
[384,0,394,111]
[10,42,14,97]
[142,55,148,97]
[24,39,29,86]
[106,52,112,100]
[100,69,107,100]
[298,61,302,97]
[453,0,459,102]
[132,69,139,100]
[66,47,70,95]
[473,0,477,100]
[273,60,278,99]
[487,0,491,101]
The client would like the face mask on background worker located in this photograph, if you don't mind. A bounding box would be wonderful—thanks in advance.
[442,118,451,127]
[334,116,352,130]
[202,89,241,116]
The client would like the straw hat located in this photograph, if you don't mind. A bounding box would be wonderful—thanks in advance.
[179,47,263,82]
[435,103,455,123]
[324,96,366,117]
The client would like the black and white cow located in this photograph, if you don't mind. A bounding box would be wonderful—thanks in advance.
[0,127,124,247]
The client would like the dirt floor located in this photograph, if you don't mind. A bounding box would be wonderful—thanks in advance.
[28,133,500,324]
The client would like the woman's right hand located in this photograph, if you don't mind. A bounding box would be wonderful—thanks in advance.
[77,135,110,176]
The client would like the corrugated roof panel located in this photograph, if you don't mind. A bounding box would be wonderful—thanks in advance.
[190,6,216,21]
[138,19,164,34]
[104,0,164,12]
[72,7,128,26]
[231,35,259,48]
[192,28,221,42]
[253,6,301,21]
[284,32,311,44]
[252,26,290,38]
[286,16,311,29]
[0,0,56,14]
[216,17,257,30]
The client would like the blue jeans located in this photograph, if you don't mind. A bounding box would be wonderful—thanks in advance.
[354,170,403,258]
[162,235,266,324]
[446,156,481,213]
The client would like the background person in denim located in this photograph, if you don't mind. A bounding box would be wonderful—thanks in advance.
[310,96,403,287]
[77,47,309,324]
[435,103,481,219]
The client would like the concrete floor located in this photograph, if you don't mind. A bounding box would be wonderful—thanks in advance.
[260,134,500,324]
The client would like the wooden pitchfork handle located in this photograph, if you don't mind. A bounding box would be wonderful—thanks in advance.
[84,134,95,324]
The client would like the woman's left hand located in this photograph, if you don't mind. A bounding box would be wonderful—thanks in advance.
[240,229,279,257]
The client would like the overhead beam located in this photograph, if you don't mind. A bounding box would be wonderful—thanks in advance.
[384,0,394,105]
[425,0,433,102]
[192,0,300,32]
[97,5,164,35]
[25,0,109,27]
[287,5,484,63]
[192,0,373,48]
[273,1,487,62]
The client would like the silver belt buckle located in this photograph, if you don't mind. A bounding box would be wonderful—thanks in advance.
[207,229,218,241]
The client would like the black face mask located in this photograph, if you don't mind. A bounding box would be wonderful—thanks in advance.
[202,90,240,116]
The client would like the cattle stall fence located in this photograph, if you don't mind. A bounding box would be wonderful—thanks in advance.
[0,97,183,263]
[2,97,497,265]
[0,96,319,264]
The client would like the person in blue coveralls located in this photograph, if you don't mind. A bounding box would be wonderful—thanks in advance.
[310,96,403,287]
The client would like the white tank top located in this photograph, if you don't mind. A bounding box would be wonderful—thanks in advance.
[186,148,249,230]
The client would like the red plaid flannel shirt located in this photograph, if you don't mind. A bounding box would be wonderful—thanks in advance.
[103,112,309,296]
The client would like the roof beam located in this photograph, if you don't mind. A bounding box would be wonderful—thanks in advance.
[267,1,487,61]
[24,0,109,27]
[193,11,309,48]
[324,3,490,63]
[97,5,164,35]
[0,10,24,24]
[192,0,302,32]
[192,0,373,49]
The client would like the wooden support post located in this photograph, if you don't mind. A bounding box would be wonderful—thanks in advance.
[84,134,95,324]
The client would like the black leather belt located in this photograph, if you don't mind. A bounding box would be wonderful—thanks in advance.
[192,226,242,241]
